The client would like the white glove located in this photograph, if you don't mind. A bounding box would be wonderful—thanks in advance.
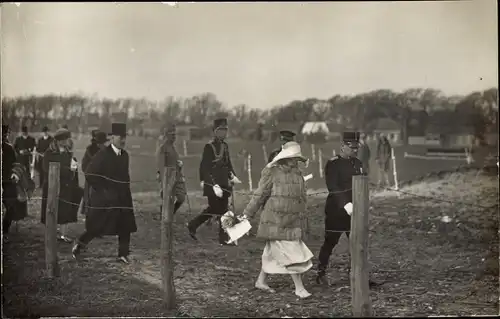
[237,214,248,221]
[200,181,204,188]
[70,158,78,171]
[11,173,19,183]
[230,175,242,184]
[177,160,183,168]
[213,184,223,198]
[344,202,353,216]
[19,150,25,155]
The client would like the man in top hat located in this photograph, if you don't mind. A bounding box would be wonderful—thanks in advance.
[357,132,371,176]
[14,126,36,173]
[268,130,296,163]
[317,131,373,286]
[35,126,53,188]
[187,118,241,245]
[72,123,137,264]
[156,122,186,215]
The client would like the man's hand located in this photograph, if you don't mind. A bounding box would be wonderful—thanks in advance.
[230,175,242,184]
[19,150,25,155]
[213,184,223,198]
[344,202,353,216]
[200,181,204,189]
[237,214,248,222]
[70,158,78,171]
[11,173,20,183]
[177,160,183,168]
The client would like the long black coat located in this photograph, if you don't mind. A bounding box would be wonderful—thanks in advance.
[84,145,136,236]
[14,135,36,171]
[199,139,235,198]
[41,148,81,225]
[35,135,53,172]
[81,143,101,215]
[2,141,28,221]
[324,155,363,232]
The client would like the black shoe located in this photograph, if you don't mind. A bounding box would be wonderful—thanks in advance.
[187,224,197,241]
[316,273,330,286]
[118,256,130,264]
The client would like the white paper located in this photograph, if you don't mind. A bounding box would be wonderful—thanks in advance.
[226,220,252,244]
[304,174,313,181]
[344,202,353,215]
[213,185,223,197]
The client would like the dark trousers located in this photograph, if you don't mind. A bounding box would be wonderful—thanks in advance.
[318,229,350,274]
[188,194,229,244]
[78,230,131,257]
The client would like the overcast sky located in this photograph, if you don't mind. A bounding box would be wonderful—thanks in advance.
[1,1,498,109]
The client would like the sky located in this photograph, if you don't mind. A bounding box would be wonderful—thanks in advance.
[1,1,498,109]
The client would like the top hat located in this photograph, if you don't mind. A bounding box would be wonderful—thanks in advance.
[42,126,49,133]
[91,129,99,138]
[213,118,228,131]
[94,131,109,144]
[111,123,127,137]
[266,141,307,168]
[279,130,296,142]
[54,128,71,141]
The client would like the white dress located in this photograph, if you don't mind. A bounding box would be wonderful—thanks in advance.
[261,240,314,274]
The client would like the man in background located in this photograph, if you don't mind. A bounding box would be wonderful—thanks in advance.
[14,126,36,173]
[268,130,296,163]
[357,132,371,176]
[376,134,392,188]
[35,126,53,188]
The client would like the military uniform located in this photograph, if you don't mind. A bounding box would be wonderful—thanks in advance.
[156,124,186,214]
[317,132,364,281]
[267,130,296,163]
[187,118,237,245]
[14,126,36,173]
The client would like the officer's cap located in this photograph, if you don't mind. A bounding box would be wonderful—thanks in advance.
[213,118,228,131]
[342,131,360,147]
[279,130,296,141]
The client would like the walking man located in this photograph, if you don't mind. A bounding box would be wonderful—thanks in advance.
[14,126,36,173]
[35,126,53,188]
[156,122,186,214]
[317,132,371,285]
[268,130,296,163]
[187,118,241,245]
[72,123,137,264]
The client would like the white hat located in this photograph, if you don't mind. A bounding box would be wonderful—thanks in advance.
[266,141,307,168]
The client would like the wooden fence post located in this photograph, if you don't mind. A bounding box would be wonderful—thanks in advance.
[247,154,253,191]
[318,148,324,178]
[262,144,268,163]
[46,162,60,277]
[350,175,372,317]
[161,167,177,309]
[391,148,399,191]
[183,140,188,157]
[311,144,316,162]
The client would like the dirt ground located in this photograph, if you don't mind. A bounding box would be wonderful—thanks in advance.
[3,169,499,317]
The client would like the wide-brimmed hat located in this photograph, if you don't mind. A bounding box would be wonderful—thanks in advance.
[266,141,307,167]
[54,128,71,141]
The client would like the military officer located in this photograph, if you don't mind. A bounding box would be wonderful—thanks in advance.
[187,118,240,245]
[156,122,186,215]
[317,131,367,285]
[268,130,296,163]
[14,126,36,173]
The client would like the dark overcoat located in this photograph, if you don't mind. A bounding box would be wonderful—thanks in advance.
[324,155,363,232]
[14,135,36,171]
[35,135,53,172]
[84,145,137,236]
[199,139,235,198]
[2,141,28,221]
[81,143,101,215]
[41,148,82,225]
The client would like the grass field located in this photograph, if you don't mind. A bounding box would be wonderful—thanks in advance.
[65,135,487,194]
[3,168,498,317]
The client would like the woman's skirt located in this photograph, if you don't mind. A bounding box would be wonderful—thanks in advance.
[261,240,313,274]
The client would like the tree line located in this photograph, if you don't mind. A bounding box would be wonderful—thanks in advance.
[2,87,498,144]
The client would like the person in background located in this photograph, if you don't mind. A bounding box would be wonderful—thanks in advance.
[62,124,74,153]
[72,123,137,264]
[187,118,241,245]
[2,124,33,242]
[40,127,82,243]
[35,126,53,188]
[376,134,392,188]
[239,141,313,299]
[268,130,296,163]
[14,125,36,173]
[80,130,109,217]
[156,122,186,215]
[357,132,371,176]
